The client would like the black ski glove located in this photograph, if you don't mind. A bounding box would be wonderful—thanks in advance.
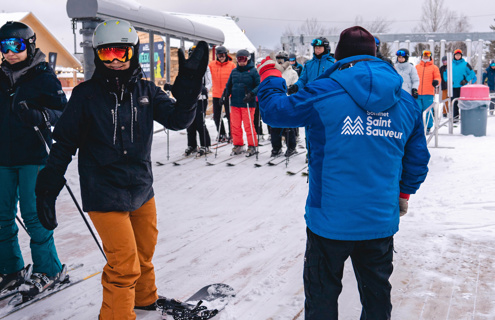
[460,79,468,86]
[220,89,228,106]
[287,84,298,95]
[172,41,209,111]
[35,167,66,230]
[163,83,173,91]
[16,101,47,127]
[201,87,208,96]
[432,80,439,87]
[243,91,255,104]
[411,88,418,99]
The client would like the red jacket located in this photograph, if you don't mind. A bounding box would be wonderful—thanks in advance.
[415,60,441,95]
[209,57,236,98]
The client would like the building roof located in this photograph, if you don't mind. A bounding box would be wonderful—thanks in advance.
[0,12,82,69]
[167,13,256,54]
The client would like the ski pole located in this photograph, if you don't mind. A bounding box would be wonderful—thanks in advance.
[245,87,257,156]
[285,128,290,167]
[215,99,226,158]
[20,101,107,261]
[16,215,29,235]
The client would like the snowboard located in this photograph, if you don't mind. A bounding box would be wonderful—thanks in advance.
[158,283,235,320]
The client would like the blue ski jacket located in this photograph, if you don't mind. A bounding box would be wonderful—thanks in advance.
[294,53,335,89]
[443,58,477,88]
[483,66,495,91]
[258,55,430,241]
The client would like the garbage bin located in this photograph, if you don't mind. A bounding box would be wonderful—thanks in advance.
[459,84,490,137]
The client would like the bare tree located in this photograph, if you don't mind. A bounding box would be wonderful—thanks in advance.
[415,0,471,33]
[298,18,328,36]
[354,15,393,34]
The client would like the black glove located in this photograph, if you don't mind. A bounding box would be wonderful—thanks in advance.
[287,84,298,95]
[163,83,173,91]
[243,91,255,104]
[35,167,66,230]
[201,87,208,96]
[460,79,468,86]
[172,41,209,109]
[220,90,228,106]
[411,88,418,99]
[432,80,439,87]
[16,101,46,127]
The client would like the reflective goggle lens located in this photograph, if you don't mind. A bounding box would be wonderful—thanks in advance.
[289,58,296,61]
[490,63,495,67]
[396,50,407,57]
[97,46,133,63]
[374,38,380,45]
[454,49,462,54]
[237,56,248,62]
[422,50,431,56]
[311,39,323,46]
[0,38,27,54]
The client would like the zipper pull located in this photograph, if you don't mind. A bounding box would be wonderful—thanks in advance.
[134,107,137,122]
[121,84,125,101]
[111,109,115,124]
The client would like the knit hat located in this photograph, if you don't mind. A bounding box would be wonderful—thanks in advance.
[442,56,447,62]
[334,26,376,60]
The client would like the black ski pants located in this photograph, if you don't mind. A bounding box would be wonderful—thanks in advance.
[212,97,230,137]
[452,87,461,120]
[254,101,263,135]
[304,228,394,320]
[271,128,296,151]
[187,99,211,148]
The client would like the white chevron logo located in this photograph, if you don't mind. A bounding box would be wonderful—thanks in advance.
[341,116,364,135]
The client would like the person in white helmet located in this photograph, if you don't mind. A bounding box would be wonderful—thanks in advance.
[34,19,209,319]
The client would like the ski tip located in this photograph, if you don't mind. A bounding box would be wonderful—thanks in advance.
[226,163,235,166]
[156,161,166,166]
[173,163,181,166]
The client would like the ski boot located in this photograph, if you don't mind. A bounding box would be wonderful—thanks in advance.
[184,146,198,156]
[285,148,297,157]
[21,264,68,298]
[271,148,282,157]
[231,145,244,156]
[245,146,258,157]
[196,146,211,157]
[0,264,32,295]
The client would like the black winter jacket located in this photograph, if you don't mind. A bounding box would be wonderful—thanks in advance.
[0,51,66,166]
[225,60,260,108]
[46,67,196,212]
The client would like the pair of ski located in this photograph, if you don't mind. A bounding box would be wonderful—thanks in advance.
[255,151,306,168]
[156,143,229,166]
[0,264,101,319]
[206,150,267,166]
[286,165,308,176]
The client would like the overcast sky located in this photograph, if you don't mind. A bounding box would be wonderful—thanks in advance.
[2,0,494,54]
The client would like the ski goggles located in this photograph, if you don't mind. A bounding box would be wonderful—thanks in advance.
[396,50,407,57]
[289,57,296,61]
[0,38,27,54]
[491,63,495,67]
[311,38,324,46]
[96,46,134,63]
[237,55,248,62]
[422,50,432,57]
[454,49,463,55]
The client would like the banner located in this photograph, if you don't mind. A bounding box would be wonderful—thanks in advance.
[139,41,165,79]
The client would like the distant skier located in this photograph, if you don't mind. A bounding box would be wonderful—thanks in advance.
[289,53,303,76]
[483,60,495,114]
[439,56,449,117]
[443,49,477,121]
[257,26,430,320]
[394,48,419,98]
[209,46,236,142]
[0,21,67,297]
[34,19,208,319]
[416,50,441,133]
[224,49,260,157]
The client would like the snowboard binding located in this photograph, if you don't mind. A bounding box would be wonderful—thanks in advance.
[157,297,218,320]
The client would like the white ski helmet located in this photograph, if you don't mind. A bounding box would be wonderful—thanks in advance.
[92,20,138,48]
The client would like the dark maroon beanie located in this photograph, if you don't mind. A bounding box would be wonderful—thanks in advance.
[334,26,376,60]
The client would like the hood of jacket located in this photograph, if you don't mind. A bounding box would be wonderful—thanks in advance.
[324,55,402,113]
[1,49,47,86]
[236,60,255,72]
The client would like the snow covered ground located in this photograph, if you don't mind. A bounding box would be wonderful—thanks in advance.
[3,112,495,320]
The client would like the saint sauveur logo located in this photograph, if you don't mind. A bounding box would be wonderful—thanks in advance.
[341,116,364,135]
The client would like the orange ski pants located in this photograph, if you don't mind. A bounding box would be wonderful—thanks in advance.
[89,197,158,320]
[230,106,258,147]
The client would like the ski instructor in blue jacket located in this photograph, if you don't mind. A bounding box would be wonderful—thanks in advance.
[257,26,430,320]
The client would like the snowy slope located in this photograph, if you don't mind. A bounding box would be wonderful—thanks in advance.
[3,114,495,320]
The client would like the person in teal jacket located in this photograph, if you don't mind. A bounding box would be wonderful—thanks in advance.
[257,26,430,320]
[482,60,495,114]
[443,49,477,120]
[288,37,335,94]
